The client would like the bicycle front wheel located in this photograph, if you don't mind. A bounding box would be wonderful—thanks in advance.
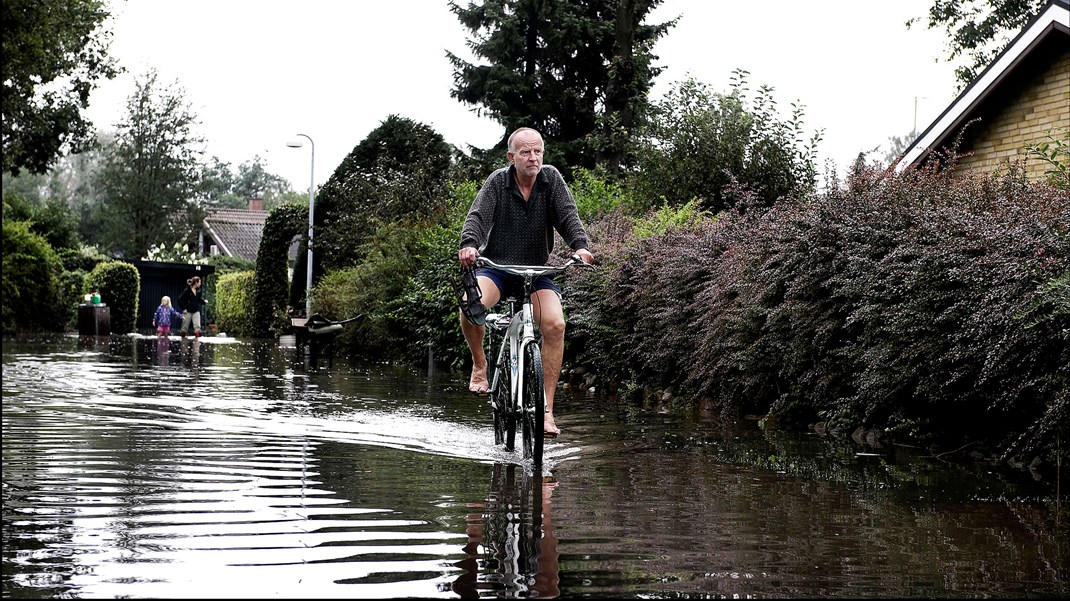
[520,342,544,464]
[493,353,515,450]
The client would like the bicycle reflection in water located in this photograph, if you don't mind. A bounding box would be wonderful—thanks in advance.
[452,463,559,598]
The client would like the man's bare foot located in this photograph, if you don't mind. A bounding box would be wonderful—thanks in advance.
[469,364,489,395]
[544,413,560,437]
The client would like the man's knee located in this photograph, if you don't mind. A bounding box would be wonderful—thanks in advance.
[541,317,565,340]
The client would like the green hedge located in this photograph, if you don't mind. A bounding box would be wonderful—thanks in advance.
[560,164,1068,466]
[214,270,256,338]
[2,220,65,333]
[84,261,141,335]
[204,254,255,324]
[252,203,306,338]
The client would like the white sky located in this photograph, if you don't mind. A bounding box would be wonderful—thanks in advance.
[85,0,961,194]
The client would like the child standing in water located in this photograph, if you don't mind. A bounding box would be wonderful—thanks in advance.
[152,296,182,337]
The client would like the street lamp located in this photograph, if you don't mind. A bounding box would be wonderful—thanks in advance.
[286,133,315,317]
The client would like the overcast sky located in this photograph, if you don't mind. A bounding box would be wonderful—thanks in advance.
[84,0,961,194]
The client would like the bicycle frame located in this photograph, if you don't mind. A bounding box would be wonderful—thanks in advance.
[477,255,590,464]
[485,279,539,435]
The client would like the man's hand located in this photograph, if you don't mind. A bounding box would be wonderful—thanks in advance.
[458,246,479,269]
[576,248,594,264]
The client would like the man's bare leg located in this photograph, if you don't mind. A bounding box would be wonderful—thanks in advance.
[461,312,489,393]
[461,276,500,394]
[533,289,565,435]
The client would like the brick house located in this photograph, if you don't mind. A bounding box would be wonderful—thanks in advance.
[899,0,1069,180]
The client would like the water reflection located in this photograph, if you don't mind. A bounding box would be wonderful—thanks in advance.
[452,464,559,598]
[2,334,1066,598]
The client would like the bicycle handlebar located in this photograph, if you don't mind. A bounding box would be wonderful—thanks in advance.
[474,254,594,278]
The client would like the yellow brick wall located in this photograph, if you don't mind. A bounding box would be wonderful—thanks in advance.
[956,49,1070,181]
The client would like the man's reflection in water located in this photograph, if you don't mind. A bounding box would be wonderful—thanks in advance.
[452,463,560,598]
[534,477,560,597]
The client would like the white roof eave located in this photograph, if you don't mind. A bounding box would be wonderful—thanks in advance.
[897,1,1070,171]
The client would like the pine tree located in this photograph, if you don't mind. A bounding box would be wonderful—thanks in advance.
[447,0,674,178]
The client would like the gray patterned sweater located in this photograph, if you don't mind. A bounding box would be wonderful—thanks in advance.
[459,165,590,266]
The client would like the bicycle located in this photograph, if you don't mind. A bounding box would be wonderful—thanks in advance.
[475,254,592,466]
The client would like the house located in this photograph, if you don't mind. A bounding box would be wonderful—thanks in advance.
[199,198,269,262]
[899,0,1069,180]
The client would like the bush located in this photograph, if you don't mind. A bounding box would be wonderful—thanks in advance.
[1,220,65,333]
[314,116,453,274]
[252,203,305,338]
[204,254,255,324]
[563,163,1068,464]
[84,261,141,334]
[314,220,423,360]
[57,245,107,273]
[214,270,256,337]
[633,72,821,213]
[314,181,477,366]
[57,269,87,331]
[569,167,643,221]
[386,223,471,369]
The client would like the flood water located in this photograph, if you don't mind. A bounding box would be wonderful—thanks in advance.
[2,334,1067,598]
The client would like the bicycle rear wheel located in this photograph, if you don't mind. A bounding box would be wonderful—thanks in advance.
[520,343,544,464]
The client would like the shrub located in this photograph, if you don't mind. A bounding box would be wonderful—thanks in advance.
[84,260,141,334]
[314,116,453,273]
[386,223,471,369]
[563,162,1068,464]
[57,245,107,273]
[569,167,643,221]
[252,203,305,338]
[633,72,822,213]
[313,181,477,366]
[57,269,87,331]
[2,220,65,333]
[204,254,255,325]
[214,270,256,337]
[314,220,423,360]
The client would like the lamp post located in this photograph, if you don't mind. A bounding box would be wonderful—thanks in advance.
[286,133,315,317]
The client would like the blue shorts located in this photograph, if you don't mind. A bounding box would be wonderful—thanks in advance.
[476,267,561,300]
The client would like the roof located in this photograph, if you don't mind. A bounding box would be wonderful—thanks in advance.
[898,0,1070,170]
[202,208,269,262]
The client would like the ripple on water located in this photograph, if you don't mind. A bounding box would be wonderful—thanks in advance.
[3,336,1066,599]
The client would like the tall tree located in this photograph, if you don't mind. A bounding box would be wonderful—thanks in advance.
[634,73,822,213]
[2,0,119,175]
[233,156,292,204]
[196,156,238,208]
[96,70,204,259]
[313,115,453,274]
[908,0,1046,90]
[196,155,295,210]
[447,0,673,177]
[596,0,675,178]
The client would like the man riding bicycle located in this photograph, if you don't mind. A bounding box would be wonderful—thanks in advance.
[457,127,594,437]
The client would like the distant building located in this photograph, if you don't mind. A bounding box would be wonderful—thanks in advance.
[199,198,302,267]
[899,0,1069,181]
[200,198,269,263]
